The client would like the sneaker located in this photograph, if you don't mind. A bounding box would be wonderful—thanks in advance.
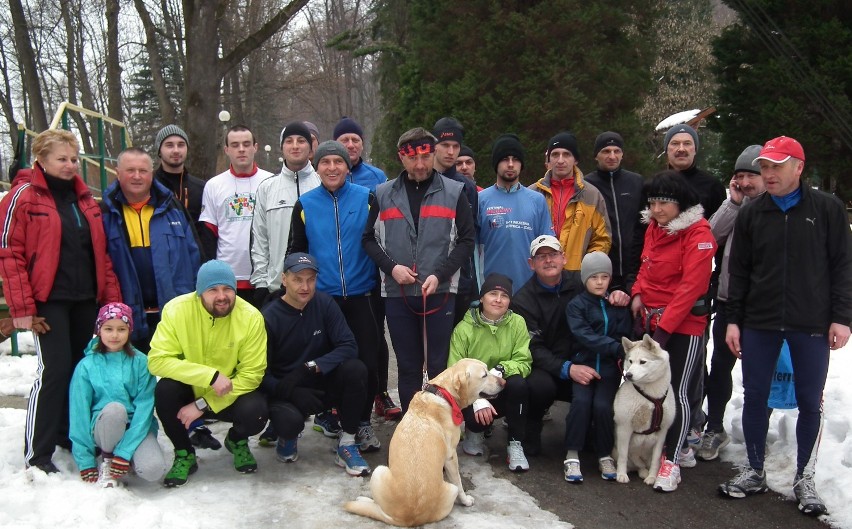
[793,473,828,516]
[718,466,767,498]
[507,440,529,472]
[563,459,583,483]
[336,444,371,477]
[462,431,485,456]
[189,425,222,450]
[357,421,381,453]
[686,427,701,447]
[224,436,257,473]
[275,437,298,463]
[696,429,730,461]
[542,407,553,422]
[163,449,198,487]
[31,461,60,474]
[374,392,402,421]
[679,447,697,468]
[313,410,341,438]
[97,458,117,488]
[258,424,277,447]
[599,457,617,481]
[653,459,681,492]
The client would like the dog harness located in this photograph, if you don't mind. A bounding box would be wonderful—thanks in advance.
[632,383,668,435]
[423,384,464,425]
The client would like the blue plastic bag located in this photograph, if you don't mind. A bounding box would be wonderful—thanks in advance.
[768,340,797,410]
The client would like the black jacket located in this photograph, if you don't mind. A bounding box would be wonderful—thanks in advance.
[154,167,205,224]
[510,271,583,377]
[727,184,852,333]
[584,167,643,288]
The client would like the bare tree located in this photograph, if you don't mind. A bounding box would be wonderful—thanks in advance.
[9,0,47,131]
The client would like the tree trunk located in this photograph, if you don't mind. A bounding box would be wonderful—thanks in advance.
[134,0,176,124]
[60,0,94,153]
[9,0,48,132]
[105,0,124,152]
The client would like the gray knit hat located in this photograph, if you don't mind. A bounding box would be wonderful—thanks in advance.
[314,140,351,170]
[155,125,189,157]
[663,124,699,153]
[580,251,612,285]
[734,145,762,174]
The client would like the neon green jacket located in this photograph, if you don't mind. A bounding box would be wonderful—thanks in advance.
[448,307,532,378]
[147,292,267,412]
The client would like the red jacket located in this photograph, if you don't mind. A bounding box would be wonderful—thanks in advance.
[0,165,121,317]
[632,205,714,336]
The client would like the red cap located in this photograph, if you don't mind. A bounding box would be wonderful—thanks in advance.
[754,136,805,163]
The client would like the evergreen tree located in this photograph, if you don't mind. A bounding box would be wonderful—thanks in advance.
[372,0,661,185]
[711,0,852,201]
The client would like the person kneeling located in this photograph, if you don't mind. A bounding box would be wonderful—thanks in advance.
[449,273,532,472]
[261,253,371,477]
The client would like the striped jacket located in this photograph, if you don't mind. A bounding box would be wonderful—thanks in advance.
[0,164,120,317]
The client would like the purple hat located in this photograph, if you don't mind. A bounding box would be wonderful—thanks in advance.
[95,302,134,334]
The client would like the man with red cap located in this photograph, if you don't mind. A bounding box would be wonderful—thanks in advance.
[719,136,852,517]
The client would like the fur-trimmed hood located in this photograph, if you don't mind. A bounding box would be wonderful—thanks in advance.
[641,204,705,235]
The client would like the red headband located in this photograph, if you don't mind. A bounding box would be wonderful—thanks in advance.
[398,139,435,157]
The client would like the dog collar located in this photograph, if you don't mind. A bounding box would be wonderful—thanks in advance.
[423,384,464,425]
[632,383,668,435]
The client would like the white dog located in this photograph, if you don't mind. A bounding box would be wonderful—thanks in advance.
[613,335,675,485]
[343,359,505,527]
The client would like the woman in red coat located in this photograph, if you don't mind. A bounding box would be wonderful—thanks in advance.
[630,170,715,493]
[0,129,121,473]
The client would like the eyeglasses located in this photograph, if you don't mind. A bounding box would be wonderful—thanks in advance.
[531,251,563,262]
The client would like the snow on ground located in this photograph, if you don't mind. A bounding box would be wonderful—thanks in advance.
[1,335,850,528]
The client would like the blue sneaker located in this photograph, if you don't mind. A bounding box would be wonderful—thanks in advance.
[336,444,371,476]
[313,411,341,438]
[276,437,298,463]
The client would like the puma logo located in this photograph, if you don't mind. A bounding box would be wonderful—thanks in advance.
[806,217,815,226]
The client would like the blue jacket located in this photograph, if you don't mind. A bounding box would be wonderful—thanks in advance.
[102,179,201,341]
[348,159,387,193]
[296,181,376,297]
[566,290,632,374]
[69,337,158,471]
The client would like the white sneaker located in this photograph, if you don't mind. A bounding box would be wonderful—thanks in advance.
[462,431,485,456]
[564,459,583,483]
[97,458,117,488]
[506,440,529,472]
[599,457,617,480]
[679,447,697,468]
[653,459,681,492]
[357,422,381,453]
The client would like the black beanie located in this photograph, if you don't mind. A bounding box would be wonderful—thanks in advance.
[459,145,475,159]
[593,131,624,157]
[280,121,313,147]
[491,134,525,171]
[480,273,513,299]
[546,132,580,160]
[433,117,464,144]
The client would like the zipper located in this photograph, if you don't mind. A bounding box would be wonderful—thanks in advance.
[333,192,347,296]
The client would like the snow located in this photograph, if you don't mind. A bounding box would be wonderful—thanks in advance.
[655,109,701,131]
[1,335,850,528]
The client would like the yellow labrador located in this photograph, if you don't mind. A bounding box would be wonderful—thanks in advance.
[344,358,505,527]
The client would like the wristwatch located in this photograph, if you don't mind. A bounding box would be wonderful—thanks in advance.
[194,397,208,411]
[305,360,318,373]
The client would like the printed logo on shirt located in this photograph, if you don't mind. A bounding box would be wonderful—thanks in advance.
[697,242,714,250]
[805,217,815,226]
[313,329,322,336]
[227,192,256,220]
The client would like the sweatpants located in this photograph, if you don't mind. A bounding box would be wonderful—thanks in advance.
[385,294,456,414]
[664,333,705,465]
[564,366,620,458]
[705,302,738,432]
[371,284,391,395]
[268,358,368,440]
[94,402,166,481]
[741,328,827,475]
[25,299,99,468]
[526,367,573,445]
[334,294,381,421]
[154,378,267,452]
[462,374,528,441]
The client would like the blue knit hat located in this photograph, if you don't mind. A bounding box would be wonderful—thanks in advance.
[196,260,237,295]
[333,117,364,140]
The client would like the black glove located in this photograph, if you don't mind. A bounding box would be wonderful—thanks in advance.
[275,364,313,400]
[289,387,325,416]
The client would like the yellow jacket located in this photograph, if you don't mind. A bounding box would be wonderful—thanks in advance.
[147,292,267,412]
[529,167,611,271]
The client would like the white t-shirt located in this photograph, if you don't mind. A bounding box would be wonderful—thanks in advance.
[200,167,274,281]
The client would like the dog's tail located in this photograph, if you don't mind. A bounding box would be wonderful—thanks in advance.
[343,496,402,526]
